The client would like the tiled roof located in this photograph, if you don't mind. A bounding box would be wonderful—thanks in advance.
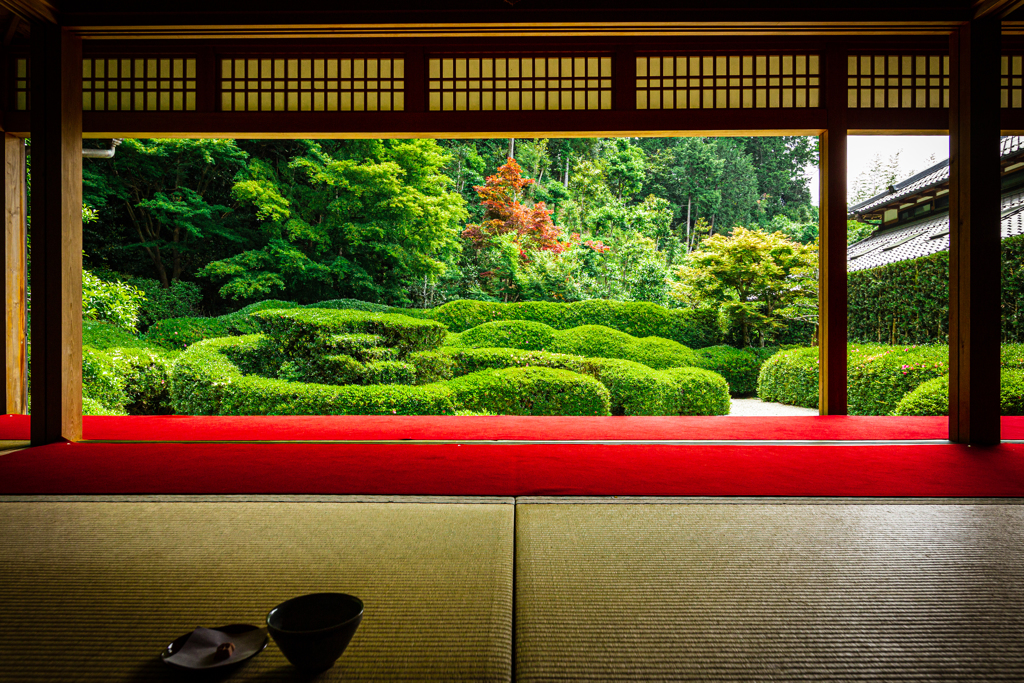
[847,188,1024,272]
[848,136,1024,218]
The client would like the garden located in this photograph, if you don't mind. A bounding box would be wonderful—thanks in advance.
[69,135,1024,417]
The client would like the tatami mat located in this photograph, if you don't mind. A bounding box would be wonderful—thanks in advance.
[515,503,1024,681]
[0,502,513,682]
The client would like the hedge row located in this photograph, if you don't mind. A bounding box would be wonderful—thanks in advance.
[412,346,729,416]
[757,343,1020,415]
[894,370,1024,416]
[848,233,1024,344]
[451,320,699,370]
[82,345,179,415]
[691,345,764,396]
[250,309,447,358]
[421,299,721,348]
[169,336,457,415]
[168,335,622,416]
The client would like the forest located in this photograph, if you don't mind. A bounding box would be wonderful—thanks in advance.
[81,136,825,326]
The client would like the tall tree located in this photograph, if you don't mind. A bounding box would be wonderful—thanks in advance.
[200,139,467,305]
[82,139,250,287]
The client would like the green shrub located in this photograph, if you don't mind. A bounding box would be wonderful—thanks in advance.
[169,335,457,416]
[127,277,204,331]
[586,357,680,415]
[250,309,446,358]
[846,344,948,416]
[82,270,146,331]
[454,320,698,371]
[312,298,390,312]
[425,299,720,348]
[82,346,128,412]
[83,395,126,416]
[145,316,235,350]
[1002,343,1024,371]
[691,345,762,396]
[757,347,820,409]
[1003,369,1024,415]
[220,300,304,334]
[661,367,731,416]
[83,320,160,350]
[447,366,611,416]
[436,347,690,416]
[457,320,556,351]
[894,370,1024,416]
[408,350,455,384]
[107,347,178,414]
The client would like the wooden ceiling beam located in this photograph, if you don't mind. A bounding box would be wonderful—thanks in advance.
[974,0,1024,19]
[0,0,56,24]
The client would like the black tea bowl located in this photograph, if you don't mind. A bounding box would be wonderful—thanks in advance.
[266,593,364,672]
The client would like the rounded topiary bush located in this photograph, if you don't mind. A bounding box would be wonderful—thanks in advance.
[424,298,720,348]
[661,367,731,416]
[692,345,762,395]
[170,335,457,415]
[894,369,1024,416]
[846,344,948,416]
[447,366,611,416]
[456,320,557,351]
[892,375,949,416]
[757,347,819,409]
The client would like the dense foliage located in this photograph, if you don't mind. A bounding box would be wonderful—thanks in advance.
[758,343,1024,415]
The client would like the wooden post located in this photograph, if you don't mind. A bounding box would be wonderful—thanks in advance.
[1,134,27,415]
[819,46,848,415]
[30,24,83,444]
[949,18,1002,444]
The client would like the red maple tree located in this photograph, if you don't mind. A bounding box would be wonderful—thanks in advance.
[462,158,565,257]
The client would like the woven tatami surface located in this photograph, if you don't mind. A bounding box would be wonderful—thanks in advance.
[515,503,1024,682]
[0,501,513,682]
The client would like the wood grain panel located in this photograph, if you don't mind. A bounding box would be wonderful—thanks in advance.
[2,135,28,416]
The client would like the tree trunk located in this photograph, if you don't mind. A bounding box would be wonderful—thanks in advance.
[508,138,515,159]
[564,157,570,189]
[685,196,692,252]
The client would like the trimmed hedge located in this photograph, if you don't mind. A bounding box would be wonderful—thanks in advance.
[758,343,1020,415]
[424,299,720,348]
[452,320,698,370]
[848,232,1024,344]
[83,320,163,350]
[447,366,612,416]
[691,345,763,396]
[250,309,447,359]
[82,345,178,414]
[756,347,820,409]
[169,335,457,416]
[894,370,1024,416]
[419,346,726,416]
[145,316,236,350]
[660,367,731,416]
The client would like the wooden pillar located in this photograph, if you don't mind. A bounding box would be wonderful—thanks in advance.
[949,19,1001,445]
[1,134,27,414]
[30,24,82,444]
[819,46,848,415]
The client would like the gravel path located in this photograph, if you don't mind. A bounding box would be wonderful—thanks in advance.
[729,397,818,416]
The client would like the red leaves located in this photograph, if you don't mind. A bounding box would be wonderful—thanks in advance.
[462,158,566,257]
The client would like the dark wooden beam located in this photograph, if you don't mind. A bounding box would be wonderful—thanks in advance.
[949,17,1002,445]
[819,45,848,416]
[30,24,82,444]
[1,134,26,415]
[974,0,1024,20]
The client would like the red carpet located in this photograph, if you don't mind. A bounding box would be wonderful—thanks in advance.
[1,440,1023,496]
[2,415,1022,496]
[0,414,985,441]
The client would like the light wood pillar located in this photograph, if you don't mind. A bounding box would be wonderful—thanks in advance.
[949,18,1001,445]
[30,24,82,444]
[819,46,848,415]
[2,135,27,415]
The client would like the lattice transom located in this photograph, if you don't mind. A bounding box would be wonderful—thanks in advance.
[83,58,196,112]
[847,55,949,109]
[635,54,820,109]
[219,58,405,112]
[13,58,28,111]
[427,56,612,111]
[1003,55,1023,109]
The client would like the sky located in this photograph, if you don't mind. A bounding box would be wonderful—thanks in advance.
[806,135,950,207]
